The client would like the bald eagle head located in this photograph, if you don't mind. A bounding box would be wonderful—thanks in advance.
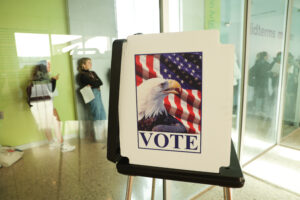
[137,78,181,121]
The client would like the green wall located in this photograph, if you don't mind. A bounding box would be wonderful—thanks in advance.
[0,0,76,146]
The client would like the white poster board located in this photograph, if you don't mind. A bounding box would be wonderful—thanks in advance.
[119,31,234,173]
[80,85,95,104]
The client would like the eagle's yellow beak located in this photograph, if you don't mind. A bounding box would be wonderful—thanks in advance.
[164,80,181,95]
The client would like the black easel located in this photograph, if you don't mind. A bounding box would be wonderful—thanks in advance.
[107,39,245,200]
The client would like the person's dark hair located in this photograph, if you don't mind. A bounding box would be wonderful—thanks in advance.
[255,51,268,62]
[288,53,294,65]
[275,52,282,63]
[77,57,91,72]
[33,60,50,81]
[276,52,282,57]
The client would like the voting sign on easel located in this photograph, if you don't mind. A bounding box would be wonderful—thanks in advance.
[116,30,234,173]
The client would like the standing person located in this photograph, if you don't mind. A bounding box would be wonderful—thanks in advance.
[285,53,298,125]
[77,57,106,142]
[233,54,241,115]
[270,52,282,96]
[251,52,275,117]
[27,60,75,152]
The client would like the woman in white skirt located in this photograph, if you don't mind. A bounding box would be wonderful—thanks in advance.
[27,60,75,152]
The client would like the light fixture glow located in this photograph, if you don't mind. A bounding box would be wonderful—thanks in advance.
[15,33,50,57]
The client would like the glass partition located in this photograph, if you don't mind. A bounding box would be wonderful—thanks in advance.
[220,0,245,150]
[1,0,300,199]
[66,0,117,141]
[167,0,245,199]
[68,0,160,139]
[168,0,245,150]
[280,0,300,150]
[115,0,160,38]
[0,0,159,162]
[0,1,80,147]
[0,0,162,199]
[241,0,288,163]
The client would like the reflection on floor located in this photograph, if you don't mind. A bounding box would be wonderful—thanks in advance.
[194,174,300,200]
[281,127,300,150]
[241,114,277,164]
[1,137,300,200]
[244,145,300,195]
[282,123,299,138]
[0,138,127,200]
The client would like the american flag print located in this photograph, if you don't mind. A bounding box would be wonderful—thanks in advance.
[135,52,202,134]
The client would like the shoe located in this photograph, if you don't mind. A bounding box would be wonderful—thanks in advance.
[49,142,61,150]
[61,144,75,152]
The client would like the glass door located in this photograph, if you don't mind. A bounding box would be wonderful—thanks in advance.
[167,0,245,152]
[166,0,245,199]
[219,0,245,152]
[241,0,288,164]
[280,0,300,150]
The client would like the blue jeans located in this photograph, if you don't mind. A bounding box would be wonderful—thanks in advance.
[89,88,106,120]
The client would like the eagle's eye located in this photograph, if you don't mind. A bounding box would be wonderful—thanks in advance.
[159,82,167,89]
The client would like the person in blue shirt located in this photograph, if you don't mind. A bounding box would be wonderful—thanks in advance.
[77,57,106,142]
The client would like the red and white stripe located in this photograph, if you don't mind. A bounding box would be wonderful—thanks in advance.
[136,55,201,134]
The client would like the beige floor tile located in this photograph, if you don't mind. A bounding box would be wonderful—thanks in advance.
[194,175,300,200]
[1,135,300,200]
[244,145,300,195]
[281,128,300,150]
[171,181,209,200]
[0,166,15,187]
[0,185,19,200]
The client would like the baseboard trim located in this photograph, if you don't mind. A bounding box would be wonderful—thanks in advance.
[15,133,78,150]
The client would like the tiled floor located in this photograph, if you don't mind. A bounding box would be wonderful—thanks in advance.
[281,127,300,150]
[244,145,300,195]
[194,174,300,200]
[1,136,300,200]
[0,139,125,200]
[242,127,300,196]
